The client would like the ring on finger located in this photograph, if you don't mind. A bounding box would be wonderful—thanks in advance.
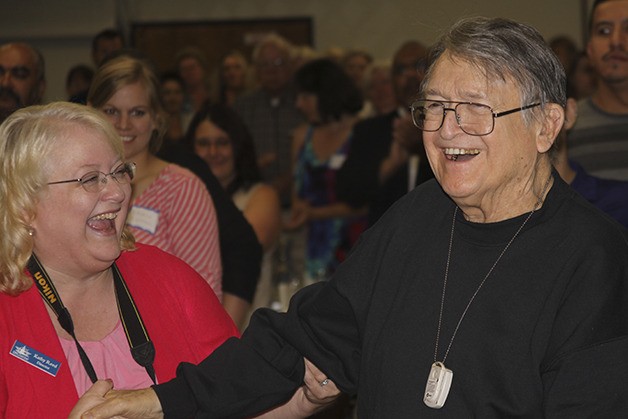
[320,378,329,387]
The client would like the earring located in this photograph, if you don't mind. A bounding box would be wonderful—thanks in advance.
[28,227,34,236]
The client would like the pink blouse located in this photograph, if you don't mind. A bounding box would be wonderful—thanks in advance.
[59,321,154,397]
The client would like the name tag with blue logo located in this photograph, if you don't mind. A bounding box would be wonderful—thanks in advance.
[10,340,61,377]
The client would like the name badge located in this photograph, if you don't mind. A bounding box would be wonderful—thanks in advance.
[10,340,61,377]
[127,206,160,235]
[329,154,347,170]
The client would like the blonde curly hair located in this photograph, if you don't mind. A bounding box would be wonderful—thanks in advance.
[0,102,135,295]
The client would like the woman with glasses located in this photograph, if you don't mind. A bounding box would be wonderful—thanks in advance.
[87,55,222,299]
[0,102,337,418]
[0,103,238,418]
[82,16,628,419]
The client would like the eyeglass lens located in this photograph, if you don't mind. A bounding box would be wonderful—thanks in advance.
[80,163,135,192]
[412,101,494,136]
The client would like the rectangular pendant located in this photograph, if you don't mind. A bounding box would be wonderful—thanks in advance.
[423,362,453,409]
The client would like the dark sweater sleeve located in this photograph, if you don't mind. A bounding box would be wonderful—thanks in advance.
[151,190,426,418]
[152,276,365,418]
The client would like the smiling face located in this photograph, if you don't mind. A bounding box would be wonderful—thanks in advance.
[194,119,236,188]
[31,124,131,276]
[98,81,156,161]
[422,52,545,218]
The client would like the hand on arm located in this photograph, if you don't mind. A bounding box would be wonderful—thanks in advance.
[76,384,163,419]
[68,380,114,419]
[256,358,341,418]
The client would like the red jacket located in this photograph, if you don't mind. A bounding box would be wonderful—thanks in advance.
[0,244,238,418]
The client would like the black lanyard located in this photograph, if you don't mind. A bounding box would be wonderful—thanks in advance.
[27,254,156,385]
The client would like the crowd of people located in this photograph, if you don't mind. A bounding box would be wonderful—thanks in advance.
[0,0,627,417]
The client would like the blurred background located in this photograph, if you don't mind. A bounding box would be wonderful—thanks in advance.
[0,0,586,103]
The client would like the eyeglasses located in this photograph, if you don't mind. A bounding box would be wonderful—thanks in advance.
[47,162,136,193]
[410,99,541,136]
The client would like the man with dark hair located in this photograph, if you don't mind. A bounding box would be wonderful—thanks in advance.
[91,29,124,67]
[0,42,46,123]
[568,0,628,181]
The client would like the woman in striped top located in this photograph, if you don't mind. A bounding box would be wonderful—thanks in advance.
[88,55,222,299]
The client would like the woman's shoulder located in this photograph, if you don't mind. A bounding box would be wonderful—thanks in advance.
[148,164,210,198]
[250,182,278,199]
[159,163,204,183]
[233,182,279,210]
[248,183,280,209]
[117,244,211,290]
[118,243,189,270]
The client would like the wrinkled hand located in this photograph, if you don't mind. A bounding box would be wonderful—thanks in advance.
[68,380,122,419]
[80,387,163,419]
[302,358,340,407]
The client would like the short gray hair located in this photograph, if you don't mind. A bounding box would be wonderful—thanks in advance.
[422,17,566,120]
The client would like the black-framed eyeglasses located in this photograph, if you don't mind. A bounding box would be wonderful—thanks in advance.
[410,99,541,136]
[47,162,136,193]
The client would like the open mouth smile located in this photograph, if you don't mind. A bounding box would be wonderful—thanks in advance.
[444,147,480,161]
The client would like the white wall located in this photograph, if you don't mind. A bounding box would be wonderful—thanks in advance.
[0,0,585,103]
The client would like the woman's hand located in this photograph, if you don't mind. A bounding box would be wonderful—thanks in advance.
[68,380,115,419]
[77,385,163,419]
[257,358,341,418]
[301,358,340,407]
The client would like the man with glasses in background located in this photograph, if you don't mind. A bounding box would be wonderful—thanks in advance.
[234,34,303,208]
[336,40,434,225]
[0,42,46,123]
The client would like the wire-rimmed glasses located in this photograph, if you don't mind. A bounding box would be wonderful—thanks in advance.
[47,162,136,193]
[410,99,540,136]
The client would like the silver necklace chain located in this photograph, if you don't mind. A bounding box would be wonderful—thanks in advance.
[433,175,552,364]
